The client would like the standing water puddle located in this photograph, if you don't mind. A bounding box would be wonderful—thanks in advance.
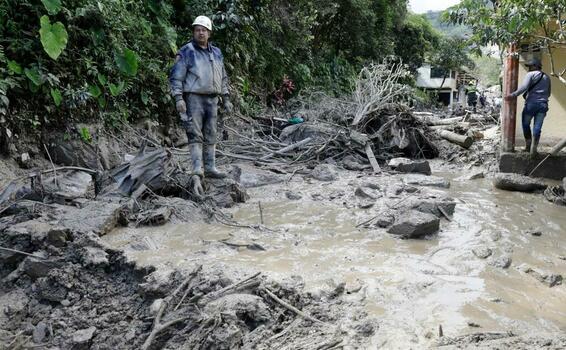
[104,172,566,348]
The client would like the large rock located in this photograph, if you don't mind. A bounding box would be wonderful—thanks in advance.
[43,170,95,204]
[403,174,450,188]
[405,198,456,218]
[56,201,125,236]
[46,132,102,170]
[387,210,440,238]
[72,326,97,350]
[311,164,338,182]
[22,256,61,279]
[493,173,547,193]
[518,264,563,287]
[389,158,431,175]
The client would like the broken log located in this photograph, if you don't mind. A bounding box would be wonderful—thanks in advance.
[364,143,381,174]
[429,122,471,131]
[414,115,463,126]
[437,130,474,149]
[260,137,313,161]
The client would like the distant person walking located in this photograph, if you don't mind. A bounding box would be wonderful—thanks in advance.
[505,58,551,156]
[466,83,478,112]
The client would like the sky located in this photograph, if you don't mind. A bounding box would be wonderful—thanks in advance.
[409,0,461,14]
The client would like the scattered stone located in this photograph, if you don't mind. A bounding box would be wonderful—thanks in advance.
[559,256,566,261]
[489,255,512,269]
[342,155,370,171]
[22,256,61,279]
[311,164,338,182]
[355,186,378,199]
[47,227,71,247]
[61,299,71,307]
[472,247,493,259]
[403,174,450,188]
[388,157,431,175]
[376,213,396,228]
[526,229,542,237]
[72,326,97,349]
[19,152,31,168]
[493,173,547,193]
[32,321,49,343]
[518,264,563,287]
[82,246,109,266]
[346,280,363,294]
[149,299,164,316]
[387,210,440,238]
[135,207,172,226]
[406,198,456,218]
[467,322,481,328]
[285,191,302,200]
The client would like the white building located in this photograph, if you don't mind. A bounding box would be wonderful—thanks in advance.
[416,64,467,107]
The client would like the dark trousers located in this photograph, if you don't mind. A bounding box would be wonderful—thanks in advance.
[182,93,218,145]
[522,101,548,140]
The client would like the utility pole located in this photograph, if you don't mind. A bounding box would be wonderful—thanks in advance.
[501,43,519,152]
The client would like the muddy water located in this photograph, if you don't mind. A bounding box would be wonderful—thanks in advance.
[104,170,566,348]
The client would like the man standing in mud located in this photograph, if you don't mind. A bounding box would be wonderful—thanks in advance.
[505,58,551,156]
[169,15,232,180]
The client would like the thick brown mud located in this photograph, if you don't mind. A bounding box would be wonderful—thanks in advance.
[104,163,566,348]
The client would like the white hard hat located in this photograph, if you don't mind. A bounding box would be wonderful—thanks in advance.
[192,16,212,31]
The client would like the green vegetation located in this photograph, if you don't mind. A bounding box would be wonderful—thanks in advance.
[1,0,473,132]
[472,55,501,87]
[424,10,471,39]
[445,0,566,85]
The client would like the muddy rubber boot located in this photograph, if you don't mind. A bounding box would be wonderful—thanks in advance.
[530,137,539,158]
[524,138,532,153]
[190,143,204,177]
[204,144,227,179]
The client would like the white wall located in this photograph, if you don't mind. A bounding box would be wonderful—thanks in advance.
[416,64,457,90]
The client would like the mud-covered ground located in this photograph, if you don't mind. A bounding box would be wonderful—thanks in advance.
[1,121,566,349]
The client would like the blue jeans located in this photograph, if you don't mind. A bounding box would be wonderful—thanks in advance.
[522,101,548,140]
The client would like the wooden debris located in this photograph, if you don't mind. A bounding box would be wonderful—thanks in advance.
[437,130,474,149]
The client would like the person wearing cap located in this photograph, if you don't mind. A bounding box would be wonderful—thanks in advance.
[505,58,551,156]
[169,15,232,179]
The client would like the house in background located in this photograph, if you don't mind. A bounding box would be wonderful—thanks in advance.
[416,64,475,107]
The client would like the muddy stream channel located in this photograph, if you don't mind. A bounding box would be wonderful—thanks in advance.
[103,165,566,348]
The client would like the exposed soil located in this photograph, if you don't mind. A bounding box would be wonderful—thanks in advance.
[1,116,565,349]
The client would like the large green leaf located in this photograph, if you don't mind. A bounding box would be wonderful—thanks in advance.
[114,48,139,77]
[7,60,23,74]
[41,0,62,15]
[24,67,42,86]
[108,81,125,96]
[50,88,63,106]
[39,16,68,60]
[88,84,102,98]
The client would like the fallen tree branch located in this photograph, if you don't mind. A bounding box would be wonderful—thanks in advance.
[0,246,48,260]
[261,287,329,326]
[141,265,202,350]
[260,137,313,161]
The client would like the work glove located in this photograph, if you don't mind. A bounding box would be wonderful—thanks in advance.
[222,96,233,114]
[175,98,187,114]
